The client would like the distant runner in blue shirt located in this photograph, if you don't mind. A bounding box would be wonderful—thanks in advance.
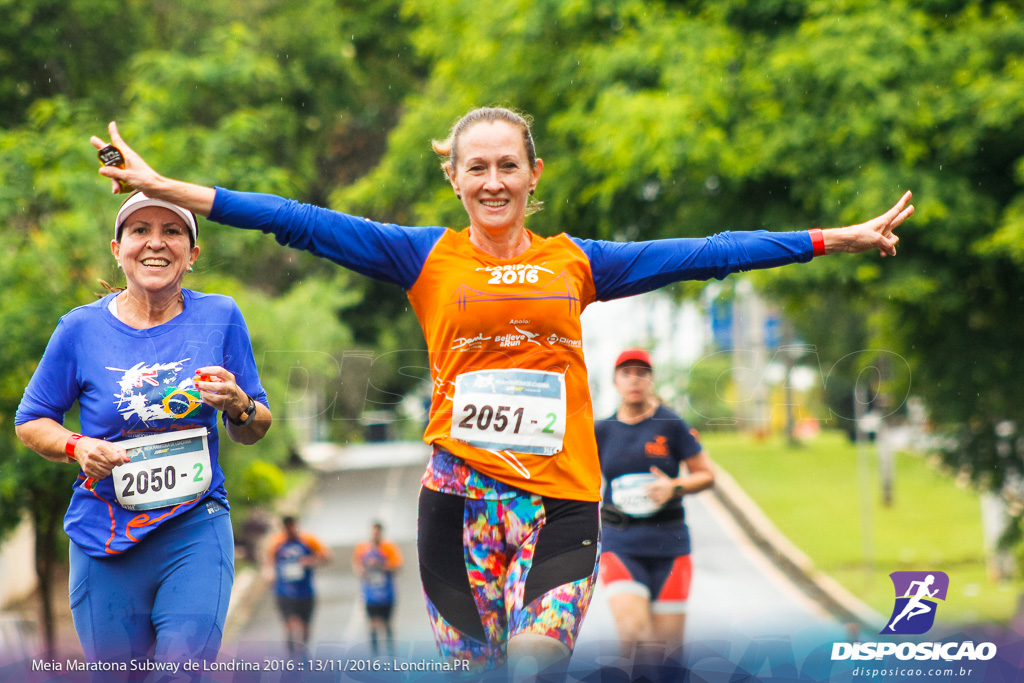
[596,349,714,671]
[267,515,330,657]
[353,521,404,657]
[15,192,271,672]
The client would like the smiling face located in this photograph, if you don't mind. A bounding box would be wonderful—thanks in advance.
[111,206,199,298]
[447,120,543,236]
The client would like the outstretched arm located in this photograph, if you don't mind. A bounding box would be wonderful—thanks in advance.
[91,121,444,289]
[91,121,215,216]
[575,192,914,301]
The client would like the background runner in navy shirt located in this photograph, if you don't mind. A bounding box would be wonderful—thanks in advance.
[596,348,714,672]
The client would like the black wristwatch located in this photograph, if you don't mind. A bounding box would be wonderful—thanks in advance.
[672,483,685,498]
[228,395,257,427]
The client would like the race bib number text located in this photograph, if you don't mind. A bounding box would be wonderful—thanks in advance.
[112,428,212,511]
[451,369,566,456]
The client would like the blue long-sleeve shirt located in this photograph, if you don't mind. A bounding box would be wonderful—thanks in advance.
[208,188,814,500]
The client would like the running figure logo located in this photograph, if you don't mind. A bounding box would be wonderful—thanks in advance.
[882,571,949,635]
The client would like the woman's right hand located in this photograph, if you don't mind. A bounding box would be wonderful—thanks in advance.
[90,121,161,195]
[89,121,217,216]
[73,436,132,480]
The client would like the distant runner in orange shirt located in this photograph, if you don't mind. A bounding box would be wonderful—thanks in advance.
[92,110,912,679]
[266,515,330,657]
[352,521,403,657]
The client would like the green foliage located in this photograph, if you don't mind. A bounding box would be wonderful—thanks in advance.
[682,351,738,429]
[0,96,111,540]
[0,0,421,561]
[234,460,286,506]
[5,0,1024,594]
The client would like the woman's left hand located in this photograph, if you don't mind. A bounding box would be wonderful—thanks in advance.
[823,191,914,257]
[193,366,248,418]
[644,467,678,506]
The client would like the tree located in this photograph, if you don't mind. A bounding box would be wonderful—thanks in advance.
[0,99,107,649]
[0,0,423,646]
[343,0,1024,544]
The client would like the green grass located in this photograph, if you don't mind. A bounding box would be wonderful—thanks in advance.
[701,430,1023,625]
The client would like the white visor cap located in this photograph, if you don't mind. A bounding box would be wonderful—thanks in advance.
[114,192,198,244]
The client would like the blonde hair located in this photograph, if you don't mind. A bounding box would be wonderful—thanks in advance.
[96,278,126,298]
[433,107,543,215]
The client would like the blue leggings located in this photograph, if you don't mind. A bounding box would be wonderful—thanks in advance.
[69,500,234,667]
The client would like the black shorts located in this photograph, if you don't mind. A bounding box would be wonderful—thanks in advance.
[365,602,394,620]
[417,487,600,663]
[276,596,315,622]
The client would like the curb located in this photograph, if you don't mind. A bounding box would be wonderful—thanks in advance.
[222,567,268,645]
[711,464,886,633]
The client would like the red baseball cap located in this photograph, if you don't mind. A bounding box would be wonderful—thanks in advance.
[614,348,652,370]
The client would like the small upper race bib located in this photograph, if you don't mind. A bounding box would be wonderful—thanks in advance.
[609,473,661,517]
[450,369,566,455]
[279,559,305,582]
[111,427,212,511]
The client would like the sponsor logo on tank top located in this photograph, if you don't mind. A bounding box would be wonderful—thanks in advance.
[495,326,542,348]
[645,435,669,457]
[476,263,555,285]
[450,332,491,350]
[546,333,582,349]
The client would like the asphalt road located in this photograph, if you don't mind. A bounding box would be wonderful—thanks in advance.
[228,461,435,663]
[225,444,846,678]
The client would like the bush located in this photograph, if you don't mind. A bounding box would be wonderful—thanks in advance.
[235,460,286,505]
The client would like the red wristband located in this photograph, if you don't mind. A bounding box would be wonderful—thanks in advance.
[809,228,826,256]
[65,433,83,459]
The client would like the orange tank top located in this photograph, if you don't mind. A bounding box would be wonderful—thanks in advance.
[408,228,601,501]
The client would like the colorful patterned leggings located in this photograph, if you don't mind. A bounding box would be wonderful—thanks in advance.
[417,486,600,671]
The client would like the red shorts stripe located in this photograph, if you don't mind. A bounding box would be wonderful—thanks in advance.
[655,555,693,603]
[598,551,635,586]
